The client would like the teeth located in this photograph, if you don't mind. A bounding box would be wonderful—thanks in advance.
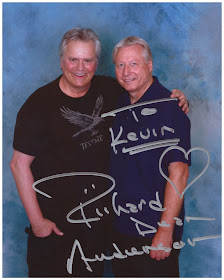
[74,73,85,77]
[124,79,134,82]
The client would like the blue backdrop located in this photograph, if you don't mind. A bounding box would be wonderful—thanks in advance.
[3,2,221,277]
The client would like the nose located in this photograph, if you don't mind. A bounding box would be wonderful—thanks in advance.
[77,60,84,70]
[123,64,131,76]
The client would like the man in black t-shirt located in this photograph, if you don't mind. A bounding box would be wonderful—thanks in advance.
[10,27,189,277]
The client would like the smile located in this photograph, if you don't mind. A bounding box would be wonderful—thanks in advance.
[74,73,85,77]
[124,78,135,82]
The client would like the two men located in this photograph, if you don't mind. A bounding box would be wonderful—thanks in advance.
[10,27,189,277]
[110,36,190,277]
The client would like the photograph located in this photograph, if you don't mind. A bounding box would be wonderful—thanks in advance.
[3,2,221,277]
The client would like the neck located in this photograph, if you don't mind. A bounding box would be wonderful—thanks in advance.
[59,76,90,98]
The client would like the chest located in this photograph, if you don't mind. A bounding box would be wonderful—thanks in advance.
[110,102,177,156]
[41,93,111,153]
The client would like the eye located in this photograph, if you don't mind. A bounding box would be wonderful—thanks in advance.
[131,62,137,66]
[70,58,77,62]
[84,59,93,63]
[117,63,124,68]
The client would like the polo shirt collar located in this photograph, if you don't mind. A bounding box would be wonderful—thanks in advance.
[124,76,159,105]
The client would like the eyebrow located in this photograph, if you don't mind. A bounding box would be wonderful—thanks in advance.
[68,57,94,60]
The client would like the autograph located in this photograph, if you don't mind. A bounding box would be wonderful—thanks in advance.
[32,98,221,274]
[106,98,178,155]
[32,147,220,274]
[33,146,210,229]
[67,233,221,274]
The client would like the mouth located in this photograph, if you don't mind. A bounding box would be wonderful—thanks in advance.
[73,73,86,77]
[123,78,135,82]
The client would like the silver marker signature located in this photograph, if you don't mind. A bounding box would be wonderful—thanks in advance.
[101,98,178,118]
[67,234,221,274]
[67,238,171,274]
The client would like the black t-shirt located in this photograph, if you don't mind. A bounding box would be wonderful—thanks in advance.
[13,75,123,231]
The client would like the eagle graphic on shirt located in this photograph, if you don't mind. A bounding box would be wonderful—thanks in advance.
[60,95,104,138]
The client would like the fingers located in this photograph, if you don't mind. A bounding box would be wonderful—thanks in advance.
[52,223,64,236]
[171,89,182,98]
[177,97,189,114]
[185,107,190,114]
[176,96,188,108]
[150,250,171,261]
[31,219,64,237]
[155,251,163,261]
[178,98,185,107]
[150,249,163,260]
[180,102,189,114]
[170,89,189,114]
[150,249,156,259]
[165,251,171,258]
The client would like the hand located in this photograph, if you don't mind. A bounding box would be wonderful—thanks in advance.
[31,217,64,238]
[150,228,173,261]
[171,89,189,114]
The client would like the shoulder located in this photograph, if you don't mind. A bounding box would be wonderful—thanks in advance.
[18,76,61,115]
[155,78,190,123]
[153,77,172,99]
[26,76,60,103]
[92,75,121,89]
[91,75,124,101]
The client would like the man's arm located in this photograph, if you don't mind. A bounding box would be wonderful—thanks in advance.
[150,161,189,260]
[10,150,63,237]
[171,89,189,114]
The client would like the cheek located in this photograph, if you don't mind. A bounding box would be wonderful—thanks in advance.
[63,62,74,71]
[115,70,122,81]
[86,64,96,74]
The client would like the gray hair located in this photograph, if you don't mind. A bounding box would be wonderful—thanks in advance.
[112,36,153,63]
[59,27,101,61]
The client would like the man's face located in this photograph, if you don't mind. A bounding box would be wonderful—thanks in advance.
[115,44,153,102]
[60,40,97,94]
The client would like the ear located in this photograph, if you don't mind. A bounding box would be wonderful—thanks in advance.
[148,60,153,73]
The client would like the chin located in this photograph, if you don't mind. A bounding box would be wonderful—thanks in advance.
[124,86,136,92]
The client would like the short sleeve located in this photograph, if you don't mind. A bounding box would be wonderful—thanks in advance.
[163,101,191,166]
[13,94,47,156]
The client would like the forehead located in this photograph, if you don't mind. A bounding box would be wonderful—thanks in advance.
[115,44,145,62]
[63,40,97,58]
